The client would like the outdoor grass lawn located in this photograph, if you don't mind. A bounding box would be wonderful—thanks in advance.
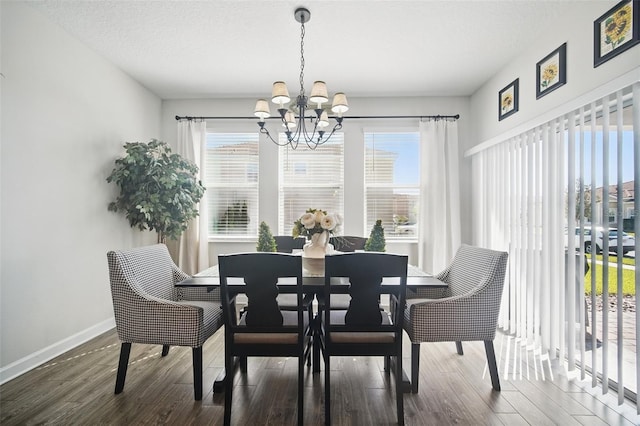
[594,254,635,267]
[584,263,635,296]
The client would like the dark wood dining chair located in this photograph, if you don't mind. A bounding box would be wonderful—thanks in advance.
[316,236,372,318]
[328,235,367,252]
[319,252,408,425]
[218,252,311,426]
[271,236,315,322]
[274,235,306,253]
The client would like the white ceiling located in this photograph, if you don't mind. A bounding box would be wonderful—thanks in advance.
[27,0,584,100]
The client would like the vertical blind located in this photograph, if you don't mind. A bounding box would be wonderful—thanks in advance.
[278,133,344,235]
[205,133,259,236]
[364,132,420,239]
[471,82,639,411]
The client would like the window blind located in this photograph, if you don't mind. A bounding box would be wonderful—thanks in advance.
[471,82,639,411]
[205,133,259,236]
[278,134,344,235]
[364,132,420,240]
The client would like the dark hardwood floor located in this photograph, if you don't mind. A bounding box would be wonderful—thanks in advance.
[1,327,639,425]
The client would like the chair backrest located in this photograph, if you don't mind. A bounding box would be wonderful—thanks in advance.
[274,236,306,253]
[324,252,407,329]
[437,244,508,302]
[107,244,186,342]
[329,236,367,252]
[218,252,304,331]
[107,244,179,303]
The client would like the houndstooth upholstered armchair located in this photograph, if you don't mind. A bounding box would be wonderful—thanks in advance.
[403,244,508,393]
[107,244,223,400]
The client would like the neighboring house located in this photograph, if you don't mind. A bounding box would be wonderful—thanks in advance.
[588,180,635,226]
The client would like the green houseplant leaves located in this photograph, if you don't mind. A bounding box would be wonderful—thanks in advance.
[365,219,386,252]
[106,139,205,243]
[256,221,277,252]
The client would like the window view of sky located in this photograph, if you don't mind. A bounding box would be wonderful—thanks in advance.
[364,132,420,185]
[570,130,635,186]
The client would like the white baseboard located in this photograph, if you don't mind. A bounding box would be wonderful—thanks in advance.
[0,317,116,385]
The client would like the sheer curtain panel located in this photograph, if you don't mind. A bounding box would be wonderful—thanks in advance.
[171,119,209,275]
[418,119,461,273]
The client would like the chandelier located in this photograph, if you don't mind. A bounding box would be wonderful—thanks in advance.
[253,7,348,150]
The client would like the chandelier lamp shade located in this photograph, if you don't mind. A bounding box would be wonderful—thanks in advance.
[253,7,348,150]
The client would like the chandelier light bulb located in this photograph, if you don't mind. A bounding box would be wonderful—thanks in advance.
[310,81,329,108]
[331,92,349,116]
[284,111,297,129]
[271,81,291,107]
[317,111,329,128]
[254,99,271,121]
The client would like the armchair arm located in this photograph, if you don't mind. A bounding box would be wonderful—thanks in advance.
[172,263,190,283]
[404,286,501,342]
[115,294,210,347]
[172,262,222,303]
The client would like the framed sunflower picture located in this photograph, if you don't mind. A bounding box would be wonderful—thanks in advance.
[594,0,640,67]
[536,43,566,99]
[498,78,519,121]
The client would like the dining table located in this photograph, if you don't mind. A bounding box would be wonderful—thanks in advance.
[176,258,447,393]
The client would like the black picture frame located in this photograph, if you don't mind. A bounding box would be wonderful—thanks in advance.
[498,78,519,121]
[536,43,567,99]
[594,0,640,67]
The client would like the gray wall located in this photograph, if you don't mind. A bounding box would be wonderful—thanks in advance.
[1,2,160,381]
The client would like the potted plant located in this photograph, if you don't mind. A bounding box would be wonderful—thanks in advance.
[256,221,277,252]
[365,219,386,252]
[106,139,205,243]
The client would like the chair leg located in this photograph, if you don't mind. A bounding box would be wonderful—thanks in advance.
[115,342,131,394]
[162,345,170,356]
[307,304,314,367]
[304,323,313,367]
[455,341,464,355]
[304,337,312,367]
[239,355,248,372]
[384,355,390,372]
[224,347,233,426]
[484,340,501,391]
[411,343,420,394]
[395,354,404,425]
[324,354,330,425]
[313,324,321,374]
[192,347,203,400]
[298,354,304,425]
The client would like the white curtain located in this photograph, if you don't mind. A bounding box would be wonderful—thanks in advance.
[418,119,461,273]
[171,119,208,275]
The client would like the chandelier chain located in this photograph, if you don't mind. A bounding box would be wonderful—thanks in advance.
[299,21,305,98]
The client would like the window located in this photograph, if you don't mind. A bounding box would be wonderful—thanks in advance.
[205,133,259,237]
[279,134,344,235]
[364,132,420,239]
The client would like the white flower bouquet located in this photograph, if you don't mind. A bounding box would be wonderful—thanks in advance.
[292,208,342,239]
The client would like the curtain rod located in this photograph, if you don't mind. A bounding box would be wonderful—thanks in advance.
[175,114,459,121]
